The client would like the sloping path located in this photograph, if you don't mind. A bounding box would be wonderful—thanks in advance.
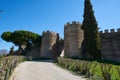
[10,61,86,80]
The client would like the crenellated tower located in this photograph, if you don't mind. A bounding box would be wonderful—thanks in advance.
[64,21,84,58]
[40,31,57,59]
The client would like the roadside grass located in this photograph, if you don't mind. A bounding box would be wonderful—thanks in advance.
[0,56,27,80]
[57,57,120,80]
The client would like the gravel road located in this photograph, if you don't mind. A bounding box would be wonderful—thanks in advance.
[10,61,86,80]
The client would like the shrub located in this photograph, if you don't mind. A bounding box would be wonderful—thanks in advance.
[57,57,120,80]
[0,56,27,80]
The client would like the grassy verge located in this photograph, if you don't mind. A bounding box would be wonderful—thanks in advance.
[0,56,27,80]
[57,57,120,80]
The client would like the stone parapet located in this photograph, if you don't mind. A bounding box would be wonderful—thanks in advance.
[64,21,82,33]
[99,28,120,34]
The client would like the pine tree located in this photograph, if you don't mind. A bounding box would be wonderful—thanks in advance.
[82,0,101,59]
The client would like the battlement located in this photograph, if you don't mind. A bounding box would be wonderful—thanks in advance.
[64,21,81,27]
[42,30,56,34]
[99,28,120,34]
[42,30,57,37]
[64,21,82,32]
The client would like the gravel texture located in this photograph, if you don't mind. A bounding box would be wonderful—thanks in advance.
[10,61,86,80]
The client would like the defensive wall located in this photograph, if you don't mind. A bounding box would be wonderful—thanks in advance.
[100,28,120,61]
[26,21,120,62]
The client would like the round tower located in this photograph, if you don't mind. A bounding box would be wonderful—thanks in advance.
[64,21,84,58]
[40,31,57,59]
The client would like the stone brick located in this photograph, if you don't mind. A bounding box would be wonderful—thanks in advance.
[64,21,84,58]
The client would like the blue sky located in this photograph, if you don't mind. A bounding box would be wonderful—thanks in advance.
[0,0,120,51]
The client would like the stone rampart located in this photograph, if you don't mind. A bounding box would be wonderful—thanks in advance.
[100,28,120,61]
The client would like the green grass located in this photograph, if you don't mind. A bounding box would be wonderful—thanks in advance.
[57,57,120,80]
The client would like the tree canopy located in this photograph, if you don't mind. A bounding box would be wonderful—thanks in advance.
[1,30,42,46]
[82,0,101,59]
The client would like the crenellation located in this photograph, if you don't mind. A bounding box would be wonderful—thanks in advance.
[110,29,115,33]
[72,21,77,24]
[42,31,47,34]
[46,30,50,33]
[117,28,120,32]
[66,22,70,26]
[42,30,57,36]
[65,21,82,33]
[104,29,109,33]
[99,31,103,34]
[99,28,120,34]
[65,21,81,26]
[77,22,81,25]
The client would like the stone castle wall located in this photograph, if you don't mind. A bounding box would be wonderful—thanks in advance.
[100,28,120,61]
[26,45,40,60]
[40,31,57,59]
[27,21,120,62]
[64,21,84,58]
[51,38,64,59]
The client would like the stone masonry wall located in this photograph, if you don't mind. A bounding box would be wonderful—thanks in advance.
[40,31,57,59]
[100,28,120,61]
[26,45,40,60]
[64,21,84,58]
[26,21,120,62]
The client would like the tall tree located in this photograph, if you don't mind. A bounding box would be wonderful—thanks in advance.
[1,30,42,55]
[82,0,101,59]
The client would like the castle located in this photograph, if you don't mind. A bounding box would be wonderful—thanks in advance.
[26,21,120,62]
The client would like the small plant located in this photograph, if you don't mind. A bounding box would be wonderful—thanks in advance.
[81,61,91,77]
[116,67,120,79]
[90,62,98,77]
[100,63,113,80]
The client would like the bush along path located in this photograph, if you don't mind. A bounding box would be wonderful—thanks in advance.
[57,58,120,80]
[0,56,27,80]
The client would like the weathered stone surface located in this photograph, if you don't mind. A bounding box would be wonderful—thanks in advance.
[100,29,120,62]
[40,31,57,59]
[64,21,84,58]
[25,22,120,62]
[26,45,40,59]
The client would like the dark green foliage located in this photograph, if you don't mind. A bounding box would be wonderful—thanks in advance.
[1,32,12,42]
[1,30,41,46]
[1,30,42,55]
[82,0,101,59]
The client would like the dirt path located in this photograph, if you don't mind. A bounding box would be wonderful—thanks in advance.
[10,61,86,80]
